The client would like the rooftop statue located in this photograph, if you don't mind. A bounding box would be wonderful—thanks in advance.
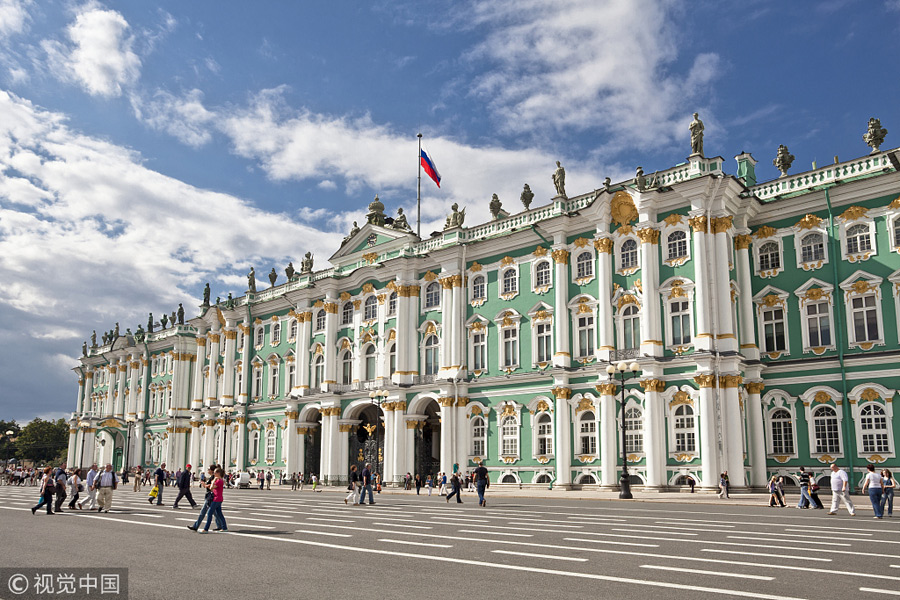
[689,112,704,156]
[268,268,278,287]
[603,177,612,191]
[114,322,119,338]
[202,283,210,307]
[773,144,795,177]
[160,313,168,329]
[170,311,176,326]
[392,207,411,232]
[552,161,566,198]
[101,332,108,345]
[216,296,220,305]
[444,203,466,229]
[177,303,184,325]
[489,193,503,219]
[135,324,145,342]
[248,267,257,293]
[863,117,888,154]
[300,251,314,274]
[91,330,97,347]
[634,166,647,191]
[366,195,386,227]
[147,313,154,334]
[285,262,295,281]
[82,341,87,356]
[343,221,360,245]
[520,184,534,210]
[125,328,132,337]
[226,293,234,309]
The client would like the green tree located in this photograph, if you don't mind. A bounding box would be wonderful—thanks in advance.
[0,420,20,465]
[15,418,68,465]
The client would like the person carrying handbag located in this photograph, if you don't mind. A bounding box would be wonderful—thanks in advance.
[31,466,55,515]
[345,465,360,505]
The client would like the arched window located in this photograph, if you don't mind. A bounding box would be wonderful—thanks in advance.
[342,302,353,325]
[315,309,326,331]
[472,275,486,300]
[846,224,872,254]
[770,408,794,454]
[813,405,840,454]
[364,296,378,321]
[534,261,551,288]
[758,241,781,271]
[312,355,324,388]
[289,319,297,340]
[535,412,553,455]
[621,239,638,269]
[860,404,890,453]
[364,345,376,381]
[272,323,281,344]
[576,252,593,279]
[387,343,396,376]
[249,430,260,462]
[577,474,597,485]
[502,269,517,294]
[673,405,696,452]
[423,335,439,375]
[667,230,687,259]
[425,282,440,308]
[265,430,277,462]
[500,415,518,456]
[535,474,552,484]
[579,411,597,455]
[255,327,264,347]
[800,232,825,263]
[388,292,397,316]
[471,416,486,457]
[624,407,643,453]
[340,350,352,385]
[622,305,640,350]
[501,474,517,484]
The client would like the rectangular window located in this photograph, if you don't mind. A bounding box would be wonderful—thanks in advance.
[536,323,552,363]
[762,307,786,352]
[851,295,879,342]
[670,300,691,345]
[806,301,831,347]
[576,315,594,358]
[502,329,518,368]
[472,332,486,371]
[580,421,596,454]
[253,368,262,398]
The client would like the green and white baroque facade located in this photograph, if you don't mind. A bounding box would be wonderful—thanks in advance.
[67,141,900,491]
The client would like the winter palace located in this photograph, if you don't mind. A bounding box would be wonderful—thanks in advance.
[67,118,900,491]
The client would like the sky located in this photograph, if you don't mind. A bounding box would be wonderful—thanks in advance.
[1,0,899,423]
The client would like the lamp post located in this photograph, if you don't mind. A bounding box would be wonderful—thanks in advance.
[78,421,90,469]
[368,389,388,480]
[606,360,641,500]
[123,416,136,479]
[220,406,235,469]
[2,430,13,477]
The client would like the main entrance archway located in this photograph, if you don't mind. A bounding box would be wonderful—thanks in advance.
[303,411,322,477]
[413,399,441,479]
[349,405,384,476]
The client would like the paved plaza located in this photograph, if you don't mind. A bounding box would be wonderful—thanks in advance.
[0,484,897,600]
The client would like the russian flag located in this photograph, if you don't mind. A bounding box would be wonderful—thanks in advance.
[420,146,441,188]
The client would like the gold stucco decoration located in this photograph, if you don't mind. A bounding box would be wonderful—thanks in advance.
[795,214,823,230]
[839,205,868,222]
[754,225,777,239]
[610,191,638,226]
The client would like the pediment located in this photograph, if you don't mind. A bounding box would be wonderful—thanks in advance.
[329,222,418,262]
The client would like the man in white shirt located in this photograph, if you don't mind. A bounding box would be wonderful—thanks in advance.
[94,464,119,513]
[828,463,856,516]
[82,465,99,510]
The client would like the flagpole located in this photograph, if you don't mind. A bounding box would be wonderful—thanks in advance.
[416,133,422,238]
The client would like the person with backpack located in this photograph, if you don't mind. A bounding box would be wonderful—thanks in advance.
[53,466,68,512]
[346,465,360,505]
[265,470,272,490]
[797,467,815,509]
[446,472,462,504]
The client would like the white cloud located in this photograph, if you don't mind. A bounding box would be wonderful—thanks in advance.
[130,88,215,147]
[316,179,337,190]
[0,0,30,38]
[42,4,141,97]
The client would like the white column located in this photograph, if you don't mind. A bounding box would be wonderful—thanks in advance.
[439,276,454,374]
[205,331,220,405]
[323,300,338,389]
[695,375,719,489]
[296,310,312,393]
[595,238,614,360]
[127,356,140,416]
[394,398,408,477]
[451,275,464,375]
[640,379,665,489]
[66,425,77,467]
[83,372,94,414]
[296,425,308,475]
[597,384,617,489]
[114,358,127,417]
[336,424,350,485]
[82,427,97,468]
[638,227,662,357]
[721,376,746,488]
[221,327,237,406]
[189,419,201,469]
[201,414,216,468]
[75,377,85,415]
[552,246,571,367]
[455,397,468,472]
[439,397,454,473]
[192,333,208,411]
[105,365,116,416]
[689,215,712,351]
[735,234,759,361]
[712,216,737,353]
[745,382,767,488]
[382,404,395,484]
[553,386,573,487]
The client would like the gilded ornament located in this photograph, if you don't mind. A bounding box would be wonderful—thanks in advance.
[575,397,595,412]
[469,262,482,272]
[593,238,613,253]
[711,215,733,234]
[860,388,881,402]
[470,406,483,416]
[423,271,438,282]
[761,294,783,308]
[838,205,868,222]
[849,280,875,295]
[888,196,900,210]
[668,280,686,299]
[663,213,684,226]
[609,191,638,226]
[640,379,666,393]
[440,276,454,290]
[813,391,831,404]
[616,294,638,310]
[754,225,777,239]
[551,386,572,400]
[734,234,752,250]
[745,382,765,395]
[500,404,517,417]
[573,237,591,249]
[637,228,660,244]
[551,249,569,264]
[688,216,708,233]
[693,374,715,388]
[535,399,550,413]
[795,214,823,230]
[719,375,743,388]
[339,292,351,301]
[669,391,692,407]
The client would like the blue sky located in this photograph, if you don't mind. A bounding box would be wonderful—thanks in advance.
[0,0,898,422]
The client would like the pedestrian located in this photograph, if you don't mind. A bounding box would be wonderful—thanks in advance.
[881,469,894,517]
[415,474,421,495]
[199,467,228,533]
[376,472,382,493]
[311,473,319,492]
[151,462,166,505]
[862,464,884,519]
[688,476,695,493]
[53,466,68,512]
[298,472,304,491]
[446,472,462,504]
[258,471,264,490]
[828,463,856,516]
[187,466,218,532]
[82,464,99,510]
[359,463,375,505]
[266,470,272,490]
[133,466,143,492]
[474,461,489,507]
[291,472,298,491]
[67,468,83,510]
[173,464,198,509]
[768,476,785,507]
[346,465,360,505]
[426,475,433,496]
[809,477,825,509]
[439,472,447,496]
[31,466,55,515]
[717,473,728,499]
[94,463,118,513]
[797,467,814,509]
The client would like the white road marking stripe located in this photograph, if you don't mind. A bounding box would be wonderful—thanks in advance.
[458,529,532,537]
[378,539,452,548]
[227,523,276,529]
[654,521,735,528]
[706,546,899,559]
[307,517,356,523]
[783,527,871,536]
[509,522,582,528]
[697,549,831,562]
[611,528,698,536]
[783,528,898,543]
[726,535,851,547]
[641,565,774,581]
[492,550,587,562]
[293,529,353,537]
[372,522,432,529]
[860,588,900,596]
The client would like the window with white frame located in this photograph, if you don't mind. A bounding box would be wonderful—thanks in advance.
[575,314,595,358]
[534,261,551,289]
[620,239,638,269]
[579,411,597,455]
[893,218,900,248]
[800,233,825,263]
[272,322,281,344]
[253,366,262,398]
[535,412,553,455]
[501,327,518,368]
[237,332,244,351]
[471,416,486,457]
[265,430,276,462]
[472,275,486,301]
[423,335,439,375]
[425,282,440,309]
[472,331,486,371]
[621,305,640,350]
[364,345,376,381]
[388,343,396,376]
[761,306,787,352]
[315,310,326,331]
[535,322,552,363]
[667,230,688,260]
[575,251,593,279]
[500,415,518,455]
[502,268,517,295]
[758,241,781,271]
[673,405,696,452]
[669,300,692,346]
[341,302,353,325]
[289,320,297,340]
[860,404,890,453]
[255,328,264,347]
[770,408,794,454]
[269,363,279,397]
[364,296,378,321]
[249,430,259,462]
[813,405,840,454]
[624,406,643,453]
[850,295,879,343]
[312,355,324,387]
[806,301,832,347]
[235,368,242,397]
[388,292,397,316]
[287,362,296,389]
[846,223,872,255]
[340,350,352,385]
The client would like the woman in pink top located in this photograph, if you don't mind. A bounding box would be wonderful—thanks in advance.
[199,468,228,533]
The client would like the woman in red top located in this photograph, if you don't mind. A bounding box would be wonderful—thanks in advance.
[199,468,228,533]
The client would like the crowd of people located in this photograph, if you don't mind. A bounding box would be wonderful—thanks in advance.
[760,464,894,518]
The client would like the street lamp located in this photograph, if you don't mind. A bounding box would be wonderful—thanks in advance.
[606,360,641,500]
[123,416,136,479]
[220,406,235,469]
[78,421,91,469]
[2,430,14,476]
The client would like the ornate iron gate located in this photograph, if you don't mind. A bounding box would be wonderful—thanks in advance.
[304,427,321,477]
[349,415,383,476]
[414,422,440,478]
